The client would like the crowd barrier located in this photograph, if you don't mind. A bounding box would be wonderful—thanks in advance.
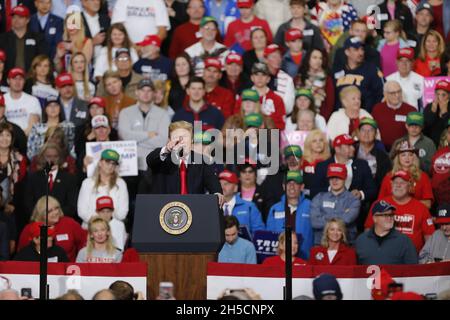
[0,261,147,299]
[207,262,450,300]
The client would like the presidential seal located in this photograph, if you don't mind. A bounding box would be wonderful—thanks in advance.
[159,202,192,235]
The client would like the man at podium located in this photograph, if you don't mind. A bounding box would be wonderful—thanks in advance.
[146,121,224,205]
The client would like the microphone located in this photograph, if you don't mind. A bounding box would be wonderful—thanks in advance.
[43,161,54,173]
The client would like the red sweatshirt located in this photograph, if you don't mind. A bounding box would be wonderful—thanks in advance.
[205,85,236,119]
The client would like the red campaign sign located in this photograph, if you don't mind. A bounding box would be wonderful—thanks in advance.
[394,214,415,235]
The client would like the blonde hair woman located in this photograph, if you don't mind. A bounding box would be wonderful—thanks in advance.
[70,52,95,101]
[378,140,434,208]
[414,30,445,77]
[54,12,93,72]
[308,218,356,265]
[17,196,86,262]
[76,217,122,263]
[77,149,129,229]
[262,232,307,267]
[327,86,374,140]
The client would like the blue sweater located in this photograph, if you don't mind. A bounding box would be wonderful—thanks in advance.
[230,194,265,235]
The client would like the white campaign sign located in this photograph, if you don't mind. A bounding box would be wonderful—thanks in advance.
[86,141,138,177]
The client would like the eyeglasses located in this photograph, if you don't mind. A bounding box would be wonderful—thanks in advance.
[375,213,394,218]
[386,90,402,95]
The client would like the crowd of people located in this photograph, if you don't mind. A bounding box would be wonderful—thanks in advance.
[0,0,449,299]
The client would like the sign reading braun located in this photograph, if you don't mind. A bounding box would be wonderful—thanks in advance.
[159,202,193,235]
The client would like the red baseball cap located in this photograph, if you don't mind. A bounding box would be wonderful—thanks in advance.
[11,4,30,18]
[225,52,243,65]
[0,50,6,62]
[88,96,106,109]
[332,134,354,148]
[55,73,74,88]
[435,80,450,92]
[136,34,161,48]
[327,163,347,180]
[29,222,55,241]
[397,48,414,60]
[96,196,114,211]
[0,94,4,107]
[285,28,303,42]
[7,67,25,79]
[204,57,222,70]
[219,170,239,184]
[237,0,253,8]
[371,269,395,301]
[263,44,281,58]
[391,170,411,182]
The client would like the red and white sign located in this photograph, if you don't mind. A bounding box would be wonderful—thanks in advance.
[207,262,450,300]
[423,76,450,106]
[0,262,147,299]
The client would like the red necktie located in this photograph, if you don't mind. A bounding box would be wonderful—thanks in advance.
[5,0,12,32]
[180,160,188,195]
[48,173,54,192]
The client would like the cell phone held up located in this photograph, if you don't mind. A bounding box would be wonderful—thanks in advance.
[158,282,174,300]
[21,288,32,299]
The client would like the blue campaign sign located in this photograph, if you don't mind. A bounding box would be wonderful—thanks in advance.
[252,230,279,264]
[252,231,304,264]
[238,225,252,242]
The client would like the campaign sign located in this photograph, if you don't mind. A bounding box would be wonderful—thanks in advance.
[86,140,138,177]
[423,76,450,106]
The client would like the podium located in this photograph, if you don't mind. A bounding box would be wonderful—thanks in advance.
[132,194,224,300]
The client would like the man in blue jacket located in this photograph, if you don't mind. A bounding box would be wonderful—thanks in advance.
[219,169,265,235]
[266,170,313,260]
[204,0,239,36]
[29,0,63,60]
[310,163,361,245]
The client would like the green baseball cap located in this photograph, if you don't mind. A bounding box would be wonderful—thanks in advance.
[359,117,378,129]
[284,145,302,159]
[200,16,218,28]
[101,149,120,163]
[295,88,313,101]
[244,113,263,128]
[241,89,260,102]
[286,170,303,184]
[406,112,424,127]
[193,131,213,145]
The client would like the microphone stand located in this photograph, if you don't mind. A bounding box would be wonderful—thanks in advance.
[283,172,292,300]
[39,162,52,300]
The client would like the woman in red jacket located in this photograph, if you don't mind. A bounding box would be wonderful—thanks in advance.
[309,218,357,265]
[18,196,86,262]
[263,231,307,267]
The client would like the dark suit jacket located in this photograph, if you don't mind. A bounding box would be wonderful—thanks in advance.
[309,157,377,203]
[355,142,392,190]
[378,1,414,36]
[82,12,110,45]
[146,148,222,195]
[59,97,88,128]
[25,170,79,219]
[0,30,48,73]
[29,13,63,59]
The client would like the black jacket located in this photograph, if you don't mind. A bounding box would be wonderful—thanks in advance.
[0,30,48,73]
[25,170,79,220]
[378,1,414,36]
[0,117,27,156]
[82,11,110,45]
[14,242,69,262]
[309,157,377,202]
[354,142,392,189]
[146,148,222,195]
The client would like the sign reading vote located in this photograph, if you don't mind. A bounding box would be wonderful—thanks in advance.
[423,76,450,106]
[86,140,138,177]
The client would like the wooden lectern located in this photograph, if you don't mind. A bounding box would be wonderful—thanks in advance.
[132,194,224,300]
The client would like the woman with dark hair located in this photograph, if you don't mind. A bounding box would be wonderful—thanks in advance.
[0,122,27,254]
[243,28,269,76]
[27,98,75,160]
[24,55,58,108]
[295,48,334,121]
[93,23,139,81]
[167,53,194,112]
